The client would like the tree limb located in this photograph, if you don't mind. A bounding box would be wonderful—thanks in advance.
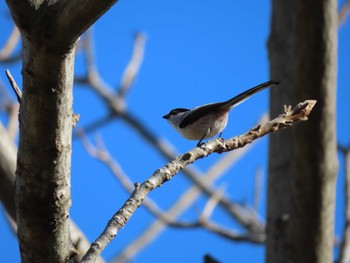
[78,33,266,234]
[338,144,350,263]
[57,0,120,46]
[339,0,350,26]
[116,32,146,97]
[81,100,316,262]
[77,131,264,246]
[113,137,255,262]
[0,26,20,62]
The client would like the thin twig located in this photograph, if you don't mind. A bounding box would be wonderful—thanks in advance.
[73,114,115,138]
[116,32,146,98]
[2,210,17,235]
[338,144,350,263]
[253,168,263,212]
[5,69,22,103]
[200,185,226,221]
[81,100,316,263]
[7,103,19,140]
[0,26,20,61]
[200,219,263,243]
[113,142,255,263]
[339,0,350,26]
[77,129,259,243]
[0,79,13,112]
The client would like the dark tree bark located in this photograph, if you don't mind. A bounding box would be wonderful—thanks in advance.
[4,0,119,262]
[0,123,106,263]
[267,0,338,262]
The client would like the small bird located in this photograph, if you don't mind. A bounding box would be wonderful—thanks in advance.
[163,80,280,146]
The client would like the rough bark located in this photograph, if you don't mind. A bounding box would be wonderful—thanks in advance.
[266,1,296,261]
[4,0,119,262]
[267,0,338,263]
[0,122,106,263]
[16,40,75,262]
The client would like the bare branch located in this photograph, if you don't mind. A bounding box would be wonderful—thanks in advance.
[80,36,266,232]
[0,26,20,62]
[253,168,263,212]
[78,34,269,259]
[117,32,146,98]
[81,32,124,111]
[338,144,350,263]
[113,116,263,262]
[200,219,263,244]
[200,185,226,221]
[81,100,316,262]
[7,103,19,140]
[0,53,21,64]
[0,79,13,113]
[339,0,350,26]
[5,69,22,103]
[56,0,120,46]
[2,210,17,235]
[74,114,114,137]
[0,122,17,220]
[77,130,260,245]
[113,143,253,262]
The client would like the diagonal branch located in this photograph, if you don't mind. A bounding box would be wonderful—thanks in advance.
[253,168,263,212]
[81,100,316,262]
[116,32,146,98]
[77,130,263,245]
[90,75,265,234]
[57,0,120,46]
[78,33,266,234]
[5,69,22,103]
[338,144,350,263]
[113,138,255,263]
[0,26,20,62]
[339,0,350,26]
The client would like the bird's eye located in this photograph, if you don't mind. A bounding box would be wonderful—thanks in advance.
[170,108,189,115]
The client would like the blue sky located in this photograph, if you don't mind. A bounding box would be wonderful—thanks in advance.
[0,1,350,262]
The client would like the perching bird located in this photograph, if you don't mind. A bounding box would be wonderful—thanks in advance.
[163,80,280,146]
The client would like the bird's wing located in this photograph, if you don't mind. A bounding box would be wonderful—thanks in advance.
[179,102,225,128]
[179,81,280,129]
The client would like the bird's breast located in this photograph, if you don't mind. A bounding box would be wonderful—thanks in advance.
[176,111,229,140]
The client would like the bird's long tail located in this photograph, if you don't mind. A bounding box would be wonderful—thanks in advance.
[221,80,280,109]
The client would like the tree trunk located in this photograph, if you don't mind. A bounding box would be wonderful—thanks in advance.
[4,0,120,261]
[267,0,338,262]
[15,36,76,262]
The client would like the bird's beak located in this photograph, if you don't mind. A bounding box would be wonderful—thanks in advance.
[162,114,170,119]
